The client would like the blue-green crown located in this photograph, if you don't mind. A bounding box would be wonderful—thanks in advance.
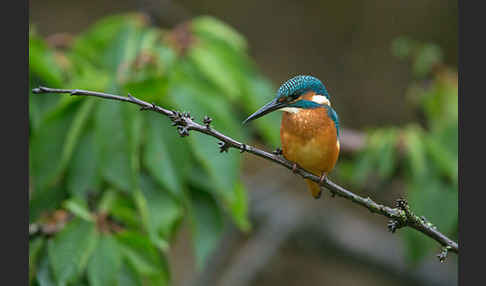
[277,75,329,99]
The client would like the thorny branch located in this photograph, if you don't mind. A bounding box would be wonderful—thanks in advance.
[32,86,459,261]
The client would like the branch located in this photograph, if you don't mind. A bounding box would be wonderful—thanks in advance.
[32,86,458,260]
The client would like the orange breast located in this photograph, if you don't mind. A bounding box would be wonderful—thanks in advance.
[280,107,340,176]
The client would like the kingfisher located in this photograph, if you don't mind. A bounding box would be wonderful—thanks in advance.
[243,75,340,199]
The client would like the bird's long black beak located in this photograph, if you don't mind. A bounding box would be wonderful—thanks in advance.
[243,98,286,125]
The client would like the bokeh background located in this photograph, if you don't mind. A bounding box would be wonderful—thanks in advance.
[29,1,458,286]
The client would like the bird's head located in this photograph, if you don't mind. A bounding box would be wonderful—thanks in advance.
[243,75,330,124]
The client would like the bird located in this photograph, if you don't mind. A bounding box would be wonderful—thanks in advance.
[243,75,340,199]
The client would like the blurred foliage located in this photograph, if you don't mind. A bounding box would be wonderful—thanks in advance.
[29,13,281,286]
[29,12,458,284]
[341,38,458,264]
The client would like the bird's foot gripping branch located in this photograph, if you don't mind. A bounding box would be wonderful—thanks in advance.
[32,86,459,262]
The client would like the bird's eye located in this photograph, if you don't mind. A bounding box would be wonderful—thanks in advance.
[290,93,300,99]
[282,97,292,102]
[278,94,298,103]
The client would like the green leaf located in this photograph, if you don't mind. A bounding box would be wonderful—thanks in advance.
[433,119,458,155]
[29,185,66,223]
[189,189,223,270]
[132,189,151,240]
[188,38,247,100]
[63,197,93,221]
[105,191,140,229]
[137,174,183,250]
[29,78,61,135]
[47,219,98,285]
[333,159,356,185]
[190,133,240,202]
[351,130,383,184]
[172,83,243,138]
[169,72,249,228]
[228,182,251,231]
[29,237,45,285]
[30,96,94,195]
[115,231,168,279]
[169,80,242,200]
[350,129,398,185]
[58,99,96,179]
[401,227,435,265]
[420,80,458,126]
[187,165,219,193]
[412,43,443,78]
[123,76,169,103]
[351,149,375,185]
[28,90,49,135]
[36,255,56,286]
[117,261,142,286]
[70,281,89,286]
[65,58,111,92]
[29,33,63,87]
[375,129,398,180]
[404,126,428,180]
[66,128,102,197]
[143,112,190,198]
[71,13,147,70]
[408,181,458,236]
[97,189,117,213]
[191,16,247,52]
[94,100,142,192]
[425,136,458,184]
[29,100,88,221]
[30,101,80,192]
[120,28,171,101]
[188,27,256,103]
[103,19,145,77]
[145,270,170,286]
[87,234,122,286]
[402,180,458,263]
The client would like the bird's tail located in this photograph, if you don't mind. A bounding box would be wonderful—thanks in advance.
[305,179,322,199]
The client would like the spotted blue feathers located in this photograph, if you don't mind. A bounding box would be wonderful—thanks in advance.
[277,75,329,99]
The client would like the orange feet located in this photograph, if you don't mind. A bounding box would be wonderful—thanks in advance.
[292,163,298,173]
[318,172,336,197]
[319,172,328,185]
[315,173,327,199]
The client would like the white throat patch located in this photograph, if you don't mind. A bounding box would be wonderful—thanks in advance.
[279,107,300,114]
[312,95,331,106]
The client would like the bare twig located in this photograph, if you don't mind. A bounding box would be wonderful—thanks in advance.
[32,86,459,259]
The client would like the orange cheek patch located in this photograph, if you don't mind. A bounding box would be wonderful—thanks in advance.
[300,91,316,101]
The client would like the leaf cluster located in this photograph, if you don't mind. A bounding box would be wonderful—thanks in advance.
[29,14,280,285]
[339,39,458,264]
